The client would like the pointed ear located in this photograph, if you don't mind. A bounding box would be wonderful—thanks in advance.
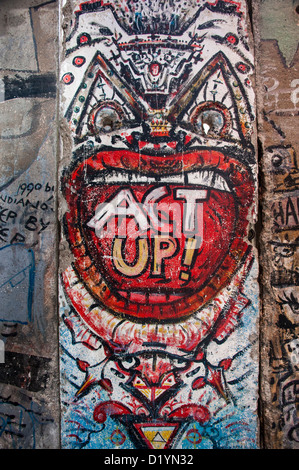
[167,51,254,142]
[65,52,148,139]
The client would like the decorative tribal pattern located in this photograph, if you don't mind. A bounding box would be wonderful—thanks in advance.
[59,0,259,449]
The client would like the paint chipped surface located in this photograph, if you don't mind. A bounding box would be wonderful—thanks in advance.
[59,0,259,449]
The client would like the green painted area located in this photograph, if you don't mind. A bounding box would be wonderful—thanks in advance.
[260,0,299,65]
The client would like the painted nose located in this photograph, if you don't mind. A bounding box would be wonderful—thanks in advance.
[133,372,177,403]
[137,355,173,385]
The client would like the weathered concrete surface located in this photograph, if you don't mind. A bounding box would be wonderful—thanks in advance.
[0,0,298,450]
[0,0,60,449]
[59,0,259,449]
[253,0,299,449]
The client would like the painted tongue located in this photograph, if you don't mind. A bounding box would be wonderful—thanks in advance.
[81,182,236,302]
[63,149,253,321]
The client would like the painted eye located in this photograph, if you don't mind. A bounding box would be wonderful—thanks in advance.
[162,373,176,387]
[88,101,124,134]
[171,357,189,369]
[118,356,140,371]
[290,303,299,315]
[190,102,231,138]
[271,154,284,168]
[274,245,295,258]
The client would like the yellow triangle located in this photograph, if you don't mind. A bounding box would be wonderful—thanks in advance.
[138,388,152,400]
[142,427,176,450]
[154,388,165,400]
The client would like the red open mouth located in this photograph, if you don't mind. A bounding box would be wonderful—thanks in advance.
[63,149,254,322]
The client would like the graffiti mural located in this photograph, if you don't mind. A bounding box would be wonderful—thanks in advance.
[269,150,299,446]
[255,0,299,449]
[59,0,259,449]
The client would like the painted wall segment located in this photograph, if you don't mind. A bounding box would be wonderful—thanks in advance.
[0,0,59,449]
[254,0,299,449]
[59,0,259,449]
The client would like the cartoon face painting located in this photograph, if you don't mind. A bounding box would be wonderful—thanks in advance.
[59,0,259,449]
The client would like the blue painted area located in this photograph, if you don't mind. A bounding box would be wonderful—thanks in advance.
[0,398,52,449]
[0,244,35,324]
[59,260,259,449]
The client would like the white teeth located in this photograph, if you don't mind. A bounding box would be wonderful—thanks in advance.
[187,170,230,192]
[91,170,230,192]
[156,174,185,184]
[187,169,213,186]
[129,173,152,184]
